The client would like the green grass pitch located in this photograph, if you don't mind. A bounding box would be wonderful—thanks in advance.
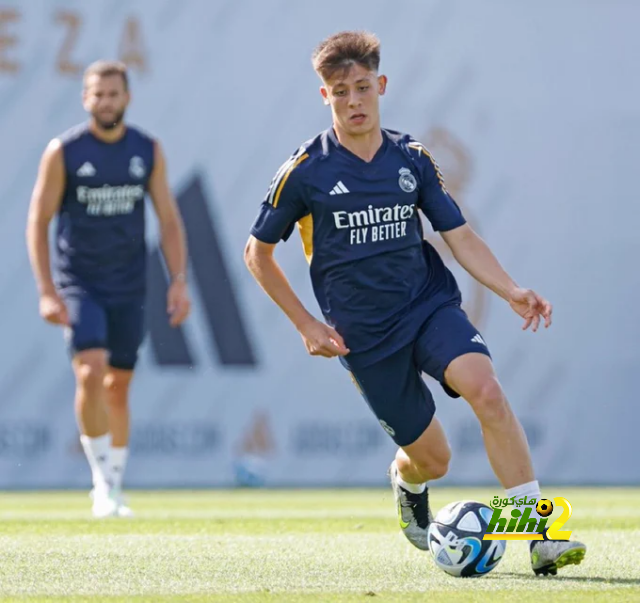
[0,488,638,602]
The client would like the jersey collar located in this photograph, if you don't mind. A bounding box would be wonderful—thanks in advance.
[326,127,389,166]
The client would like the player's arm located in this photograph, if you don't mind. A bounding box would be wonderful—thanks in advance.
[245,160,348,358]
[245,237,316,332]
[244,237,348,358]
[149,141,187,282]
[26,139,69,325]
[441,225,551,331]
[441,223,517,301]
[412,141,552,331]
[148,141,190,326]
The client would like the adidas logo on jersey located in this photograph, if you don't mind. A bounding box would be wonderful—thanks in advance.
[76,162,96,177]
[329,181,350,195]
[471,334,486,346]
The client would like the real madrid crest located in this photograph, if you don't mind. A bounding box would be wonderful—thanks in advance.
[129,156,146,179]
[398,167,417,193]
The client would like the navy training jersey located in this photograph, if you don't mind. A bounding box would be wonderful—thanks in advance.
[54,123,155,300]
[250,128,467,368]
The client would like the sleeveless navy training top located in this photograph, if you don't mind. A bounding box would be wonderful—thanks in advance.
[54,123,154,300]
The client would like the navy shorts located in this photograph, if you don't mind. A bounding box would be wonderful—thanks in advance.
[342,304,491,446]
[61,289,146,370]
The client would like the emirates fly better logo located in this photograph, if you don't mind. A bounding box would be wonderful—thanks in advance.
[332,202,416,246]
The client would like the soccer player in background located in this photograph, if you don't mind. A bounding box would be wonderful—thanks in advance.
[245,32,586,575]
[26,61,190,517]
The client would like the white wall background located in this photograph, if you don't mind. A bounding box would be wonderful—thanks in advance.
[0,0,638,487]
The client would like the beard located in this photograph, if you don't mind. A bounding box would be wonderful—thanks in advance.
[94,109,126,130]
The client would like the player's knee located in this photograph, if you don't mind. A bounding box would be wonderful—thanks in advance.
[104,371,132,407]
[411,449,450,481]
[467,377,509,426]
[75,357,107,391]
[428,457,450,480]
[421,457,449,481]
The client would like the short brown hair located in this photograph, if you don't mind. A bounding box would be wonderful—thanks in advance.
[83,60,129,90]
[312,31,381,81]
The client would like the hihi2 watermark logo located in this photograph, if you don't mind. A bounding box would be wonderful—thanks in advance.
[483,496,573,541]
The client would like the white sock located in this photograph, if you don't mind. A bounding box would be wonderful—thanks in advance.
[79,434,111,490]
[397,474,427,494]
[109,447,128,491]
[505,479,545,522]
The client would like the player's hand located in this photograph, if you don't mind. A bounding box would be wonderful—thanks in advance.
[167,280,191,327]
[507,287,552,332]
[299,318,350,358]
[39,292,69,326]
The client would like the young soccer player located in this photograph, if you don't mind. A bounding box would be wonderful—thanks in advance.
[26,60,190,517]
[245,31,586,575]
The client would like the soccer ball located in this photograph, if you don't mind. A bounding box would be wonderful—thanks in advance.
[427,500,507,578]
[536,498,554,517]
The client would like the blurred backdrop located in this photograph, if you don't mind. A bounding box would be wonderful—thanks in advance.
[0,0,638,488]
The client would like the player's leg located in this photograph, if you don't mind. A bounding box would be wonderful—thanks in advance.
[444,353,533,488]
[416,305,534,487]
[395,415,450,484]
[73,350,110,440]
[64,291,117,517]
[419,304,586,574]
[344,347,447,550]
[103,368,133,483]
[104,297,145,516]
[104,367,132,447]
[444,352,586,574]
[389,415,451,550]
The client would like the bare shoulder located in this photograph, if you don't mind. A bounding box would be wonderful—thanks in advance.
[152,138,166,155]
[45,137,63,156]
[38,138,65,173]
[150,139,167,176]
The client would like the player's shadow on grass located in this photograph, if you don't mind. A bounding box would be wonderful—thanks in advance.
[497,572,640,585]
